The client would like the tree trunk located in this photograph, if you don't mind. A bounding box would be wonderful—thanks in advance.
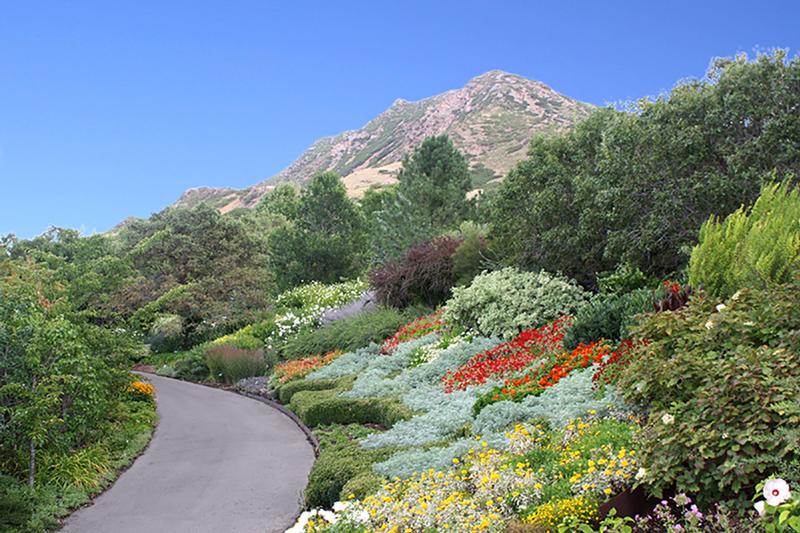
[28,439,35,487]
[29,376,36,488]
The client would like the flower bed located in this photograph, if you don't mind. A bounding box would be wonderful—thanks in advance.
[472,340,611,413]
[289,415,639,532]
[380,310,445,354]
[270,351,343,386]
[442,317,570,392]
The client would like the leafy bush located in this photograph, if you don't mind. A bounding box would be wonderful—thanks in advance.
[488,52,800,286]
[288,389,412,428]
[173,351,209,381]
[618,282,800,506]
[206,326,264,351]
[443,267,589,338]
[205,345,270,384]
[303,424,393,508]
[689,180,800,298]
[369,236,463,308]
[146,313,184,353]
[563,289,651,350]
[596,262,654,295]
[280,307,411,359]
[0,475,42,532]
[37,445,111,491]
[450,222,490,287]
[340,471,385,500]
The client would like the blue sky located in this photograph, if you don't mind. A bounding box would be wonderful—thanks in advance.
[1,1,798,238]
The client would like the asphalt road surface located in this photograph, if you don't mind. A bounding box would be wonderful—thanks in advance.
[60,373,315,533]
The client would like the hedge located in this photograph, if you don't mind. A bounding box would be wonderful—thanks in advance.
[288,389,412,428]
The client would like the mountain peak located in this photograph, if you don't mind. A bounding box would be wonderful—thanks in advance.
[174,71,594,210]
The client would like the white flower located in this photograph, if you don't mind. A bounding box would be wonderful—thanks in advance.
[754,500,766,516]
[704,320,715,330]
[764,478,792,506]
[635,467,647,481]
[716,303,727,312]
[319,509,337,523]
[661,413,675,425]
[332,501,349,512]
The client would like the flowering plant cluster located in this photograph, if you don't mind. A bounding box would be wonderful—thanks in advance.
[475,340,612,410]
[407,332,472,368]
[442,317,570,392]
[653,280,692,312]
[298,416,639,532]
[276,279,368,311]
[267,280,369,348]
[127,380,155,402]
[270,351,343,386]
[591,339,647,388]
[524,495,598,529]
[753,477,799,532]
[568,444,638,499]
[380,310,445,354]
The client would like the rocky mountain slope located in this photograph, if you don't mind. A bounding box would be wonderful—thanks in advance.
[175,70,593,212]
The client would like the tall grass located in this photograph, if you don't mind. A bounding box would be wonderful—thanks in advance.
[205,344,270,384]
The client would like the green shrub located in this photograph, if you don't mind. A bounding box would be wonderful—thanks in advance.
[146,313,184,353]
[280,307,411,359]
[289,389,412,428]
[596,262,654,295]
[205,344,270,384]
[304,442,392,509]
[618,282,800,506]
[37,446,111,491]
[451,222,490,287]
[563,289,651,350]
[443,267,589,338]
[173,351,209,381]
[0,475,40,532]
[207,327,264,351]
[340,471,385,500]
[276,376,354,405]
[689,180,800,298]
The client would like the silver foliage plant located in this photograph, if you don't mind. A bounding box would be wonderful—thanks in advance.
[443,267,589,338]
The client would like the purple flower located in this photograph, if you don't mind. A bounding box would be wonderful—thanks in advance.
[673,525,684,531]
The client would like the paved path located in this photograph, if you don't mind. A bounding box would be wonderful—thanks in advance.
[60,373,315,533]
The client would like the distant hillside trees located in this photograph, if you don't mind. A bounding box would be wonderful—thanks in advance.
[488,50,800,287]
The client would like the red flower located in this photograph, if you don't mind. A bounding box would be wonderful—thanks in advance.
[442,317,572,392]
[381,310,445,354]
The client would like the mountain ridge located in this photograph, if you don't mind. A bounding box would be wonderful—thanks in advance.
[174,70,594,212]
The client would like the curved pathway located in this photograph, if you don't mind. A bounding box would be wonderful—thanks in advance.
[60,373,315,533]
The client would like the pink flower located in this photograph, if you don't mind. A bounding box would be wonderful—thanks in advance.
[764,478,791,507]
